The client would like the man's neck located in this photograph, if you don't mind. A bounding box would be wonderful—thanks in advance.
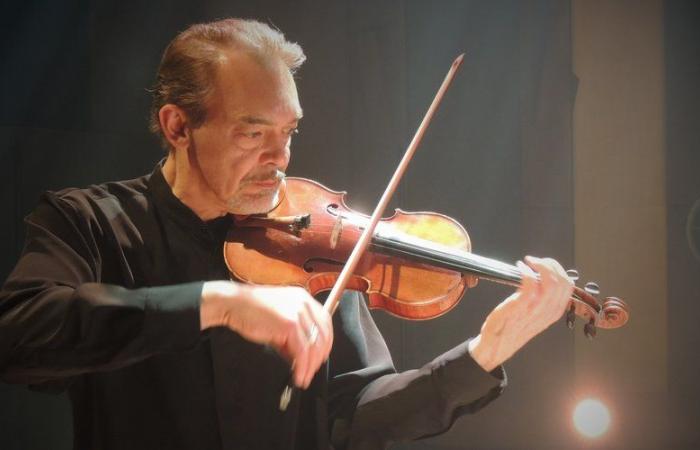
[162,152,228,221]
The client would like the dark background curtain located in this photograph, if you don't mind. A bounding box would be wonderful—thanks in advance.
[0,1,697,449]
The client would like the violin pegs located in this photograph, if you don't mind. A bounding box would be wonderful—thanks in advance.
[566,269,580,281]
[584,281,600,296]
[566,305,576,330]
[583,319,597,340]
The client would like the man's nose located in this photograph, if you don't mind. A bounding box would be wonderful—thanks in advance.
[261,133,291,166]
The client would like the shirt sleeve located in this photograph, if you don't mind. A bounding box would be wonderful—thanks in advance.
[0,192,204,385]
[327,291,506,450]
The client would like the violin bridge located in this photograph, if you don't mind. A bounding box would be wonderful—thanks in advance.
[330,216,343,249]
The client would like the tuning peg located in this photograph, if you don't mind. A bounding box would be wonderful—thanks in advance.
[566,269,580,281]
[583,319,597,340]
[566,305,576,329]
[584,281,600,295]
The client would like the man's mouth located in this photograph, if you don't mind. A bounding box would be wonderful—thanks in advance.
[251,179,279,188]
[244,169,285,189]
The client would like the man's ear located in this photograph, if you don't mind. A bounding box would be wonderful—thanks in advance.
[159,104,191,150]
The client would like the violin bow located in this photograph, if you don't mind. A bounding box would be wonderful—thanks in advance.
[279,54,465,411]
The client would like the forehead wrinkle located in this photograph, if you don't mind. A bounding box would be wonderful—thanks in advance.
[214,51,302,126]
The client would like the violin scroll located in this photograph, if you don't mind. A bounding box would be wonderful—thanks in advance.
[563,271,629,338]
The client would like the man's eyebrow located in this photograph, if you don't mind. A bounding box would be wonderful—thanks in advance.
[238,114,303,126]
[239,115,272,125]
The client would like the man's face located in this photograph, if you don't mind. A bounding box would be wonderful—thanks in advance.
[188,51,302,215]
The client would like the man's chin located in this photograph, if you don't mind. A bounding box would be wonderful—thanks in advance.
[226,191,279,215]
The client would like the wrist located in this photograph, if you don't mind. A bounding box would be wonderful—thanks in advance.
[200,280,245,330]
[468,334,498,372]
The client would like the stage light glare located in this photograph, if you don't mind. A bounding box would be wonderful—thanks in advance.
[573,398,610,438]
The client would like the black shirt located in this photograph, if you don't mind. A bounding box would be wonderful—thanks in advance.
[0,164,505,450]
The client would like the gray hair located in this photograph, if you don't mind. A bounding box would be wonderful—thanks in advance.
[148,18,306,149]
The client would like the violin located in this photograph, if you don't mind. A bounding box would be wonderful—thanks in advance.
[224,54,629,410]
[224,178,629,338]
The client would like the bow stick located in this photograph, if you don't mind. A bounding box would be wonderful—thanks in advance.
[280,53,465,411]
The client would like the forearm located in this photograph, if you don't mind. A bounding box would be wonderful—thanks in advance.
[0,281,203,383]
[346,339,505,449]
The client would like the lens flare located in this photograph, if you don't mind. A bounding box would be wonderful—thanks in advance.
[573,398,611,438]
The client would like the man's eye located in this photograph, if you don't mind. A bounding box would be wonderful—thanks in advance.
[234,131,264,150]
[287,128,299,136]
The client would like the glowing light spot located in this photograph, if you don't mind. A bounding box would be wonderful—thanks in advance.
[573,398,611,438]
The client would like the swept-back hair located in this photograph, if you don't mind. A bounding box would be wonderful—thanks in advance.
[148,18,305,148]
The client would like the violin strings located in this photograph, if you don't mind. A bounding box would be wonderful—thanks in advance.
[369,233,525,284]
[256,214,528,283]
[307,221,582,306]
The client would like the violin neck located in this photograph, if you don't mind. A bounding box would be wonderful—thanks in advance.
[370,233,523,288]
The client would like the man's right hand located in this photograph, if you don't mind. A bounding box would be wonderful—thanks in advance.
[199,281,333,389]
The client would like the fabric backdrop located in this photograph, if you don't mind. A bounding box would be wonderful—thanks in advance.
[6,1,693,449]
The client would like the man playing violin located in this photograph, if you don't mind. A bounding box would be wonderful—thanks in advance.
[0,18,574,450]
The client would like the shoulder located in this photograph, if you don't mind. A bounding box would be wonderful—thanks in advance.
[45,174,151,219]
[21,173,157,267]
[27,174,154,238]
[52,174,149,206]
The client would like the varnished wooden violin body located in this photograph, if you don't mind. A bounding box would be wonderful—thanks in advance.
[224,178,629,337]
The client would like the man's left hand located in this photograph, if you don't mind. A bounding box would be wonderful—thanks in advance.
[468,255,574,371]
